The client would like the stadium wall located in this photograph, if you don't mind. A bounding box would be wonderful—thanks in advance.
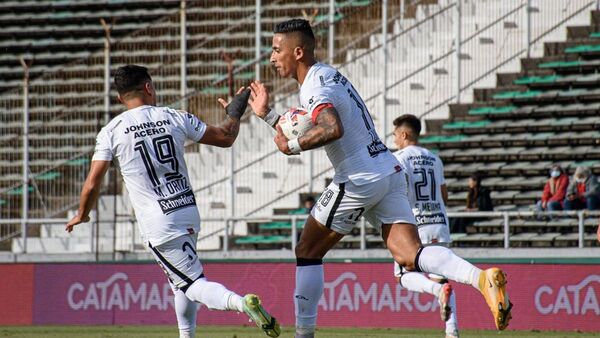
[2,261,598,332]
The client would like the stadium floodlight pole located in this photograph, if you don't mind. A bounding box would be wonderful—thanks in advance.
[255,0,261,81]
[19,57,31,254]
[180,0,187,111]
[100,18,112,125]
[454,0,462,103]
[328,0,335,62]
[382,0,389,144]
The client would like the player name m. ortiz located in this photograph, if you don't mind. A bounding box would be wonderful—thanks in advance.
[158,189,196,215]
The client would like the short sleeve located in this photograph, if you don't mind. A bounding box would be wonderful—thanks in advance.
[183,112,207,142]
[91,128,113,161]
[303,85,337,114]
[437,156,446,185]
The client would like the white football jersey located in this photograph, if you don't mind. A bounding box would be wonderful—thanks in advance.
[394,145,448,228]
[300,63,400,185]
[92,105,206,246]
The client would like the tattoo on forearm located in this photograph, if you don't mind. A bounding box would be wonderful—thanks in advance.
[298,107,343,150]
[221,116,240,139]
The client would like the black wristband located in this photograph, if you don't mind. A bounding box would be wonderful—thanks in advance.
[225,88,251,119]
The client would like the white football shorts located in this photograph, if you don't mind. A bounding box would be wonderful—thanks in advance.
[311,171,416,235]
[148,233,204,291]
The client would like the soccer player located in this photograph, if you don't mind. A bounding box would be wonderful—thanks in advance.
[248,19,512,337]
[392,114,458,338]
[66,65,280,338]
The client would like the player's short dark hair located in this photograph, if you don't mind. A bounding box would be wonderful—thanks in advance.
[114,65,152,96]
[393,114,422,136]
[274,19,315,51]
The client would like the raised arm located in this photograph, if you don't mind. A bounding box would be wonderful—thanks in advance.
[199,88,250,147]
[248,81,280,129]
[66,160,110,232]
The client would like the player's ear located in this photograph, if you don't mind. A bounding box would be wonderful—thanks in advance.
[117,94,124,104]
[144,82,154,96]
[294,46,304,61]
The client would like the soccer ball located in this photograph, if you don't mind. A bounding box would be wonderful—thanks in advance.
[278,107,313,140]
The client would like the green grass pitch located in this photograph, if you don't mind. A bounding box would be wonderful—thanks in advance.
[0,326,598,338]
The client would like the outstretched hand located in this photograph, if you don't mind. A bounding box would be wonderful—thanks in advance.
[65,213,90,233]
[218,87,251,119]
[249,81,270,118]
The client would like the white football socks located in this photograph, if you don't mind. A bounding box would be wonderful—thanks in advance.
[446,291,459,335]
[184,277,243,312]
[295,263,324,334]
[416,246,481,288]
[399,272,442,296]
[172,286,198,338]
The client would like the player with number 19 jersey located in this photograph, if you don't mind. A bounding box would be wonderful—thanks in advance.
[92,105,206,246]
[394,145,449,234]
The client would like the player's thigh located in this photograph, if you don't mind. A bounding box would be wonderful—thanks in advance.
[148,234,203,290]
[370,172,416,229]
[296,216,344,259]
[311,180,377,236]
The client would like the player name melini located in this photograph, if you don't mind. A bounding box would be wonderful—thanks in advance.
[124,120,171,137]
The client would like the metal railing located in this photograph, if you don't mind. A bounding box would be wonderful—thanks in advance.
[3,210,598,255]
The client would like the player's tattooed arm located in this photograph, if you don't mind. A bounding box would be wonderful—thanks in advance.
[200,117,240,148]
[274,106,344,155]
[297,107,344,150]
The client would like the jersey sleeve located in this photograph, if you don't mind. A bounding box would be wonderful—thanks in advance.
[91,127,113,161]
[303,81,338,113]
[182,112,207,142]
[437,156,446,185]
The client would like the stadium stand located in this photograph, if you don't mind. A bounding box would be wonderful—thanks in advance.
[3,1,599,253]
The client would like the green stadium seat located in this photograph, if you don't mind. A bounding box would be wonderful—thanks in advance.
[235,235,291,245]
[565,44,600,53]
[287,208,308,215]
[442,120,491,130]
[6,186,34,195]
[66,157,89,166]
[493,90,541,99]
[258,220,305,231]
[34,171,61,181]
[468,105,516,115]
[538,60,581,68]
[514,75,560,85]
[0,199,6,206]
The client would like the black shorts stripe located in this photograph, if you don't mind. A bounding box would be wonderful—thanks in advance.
[325,182,345,228]
[149,242,195,287]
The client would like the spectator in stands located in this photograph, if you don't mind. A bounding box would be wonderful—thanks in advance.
[536,164,568,213]
[466,172,493,212]
[302,196,316,214]
[564,166,600,211]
